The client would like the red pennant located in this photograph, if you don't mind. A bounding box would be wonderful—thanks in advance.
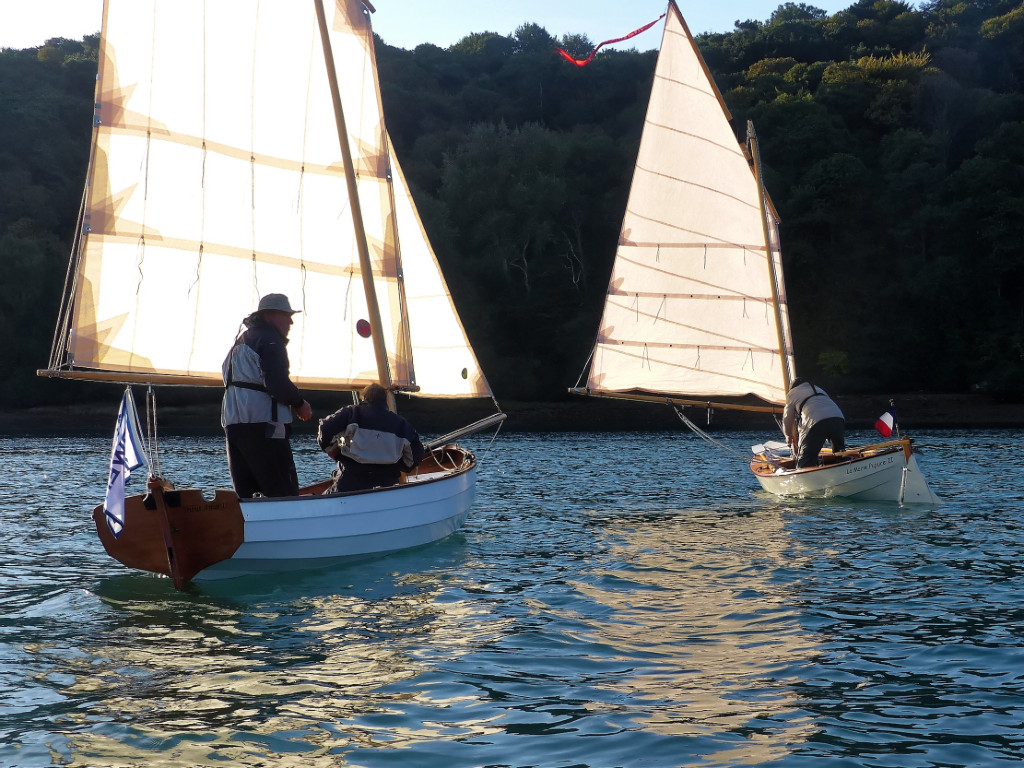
[555,13,666,67]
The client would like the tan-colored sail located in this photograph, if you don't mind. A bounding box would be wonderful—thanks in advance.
[390,151,491,398]
[586,1,795,406]
[51,0,489,399]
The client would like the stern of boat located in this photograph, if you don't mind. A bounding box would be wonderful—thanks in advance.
[93,479,244,588]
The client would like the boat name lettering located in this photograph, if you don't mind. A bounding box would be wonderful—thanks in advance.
[846,456,895,475]
[184,503,228,513]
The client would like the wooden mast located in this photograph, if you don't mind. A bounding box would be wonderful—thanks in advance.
[314,0,394,404]
[748,120,792,393]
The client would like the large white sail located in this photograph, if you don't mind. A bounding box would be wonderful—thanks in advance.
[389,151,490,398]
[53,0,489,398]
[586,1,795,405]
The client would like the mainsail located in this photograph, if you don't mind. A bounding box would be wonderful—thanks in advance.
[584,1,795,407]
[44,0,490,400]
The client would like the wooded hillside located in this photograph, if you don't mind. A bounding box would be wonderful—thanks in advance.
[2,0,1022,408]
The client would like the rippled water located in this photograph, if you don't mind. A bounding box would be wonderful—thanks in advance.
[1,427,1023,767]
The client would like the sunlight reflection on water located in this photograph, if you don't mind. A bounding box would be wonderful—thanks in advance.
[1,428,1023,766]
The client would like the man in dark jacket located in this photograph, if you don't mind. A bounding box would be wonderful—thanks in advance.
[221,293,312,498]
[317,383,425,493]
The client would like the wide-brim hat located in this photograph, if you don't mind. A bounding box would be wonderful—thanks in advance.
[257,293,300,314]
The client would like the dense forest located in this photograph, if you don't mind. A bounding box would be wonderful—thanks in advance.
[1,0,1022,410]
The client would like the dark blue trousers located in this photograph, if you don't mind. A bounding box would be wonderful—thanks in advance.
[225,422,299,498]
[797,417,846,468]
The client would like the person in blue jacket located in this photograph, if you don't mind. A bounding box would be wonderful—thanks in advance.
[221,293,312,498]
[317,383,425,493]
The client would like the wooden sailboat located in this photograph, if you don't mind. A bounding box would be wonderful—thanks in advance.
[38,0,506,588]
[570,0,939,505]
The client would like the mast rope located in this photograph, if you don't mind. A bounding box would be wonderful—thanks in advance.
[145,386,162,479]
[573,347,595,390]
[481,420,504,461]
[671,404,748,461]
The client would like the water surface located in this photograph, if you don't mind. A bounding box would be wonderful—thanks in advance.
[1,428,1022,766]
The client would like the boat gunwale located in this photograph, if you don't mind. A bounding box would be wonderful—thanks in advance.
[749,439,912,478]
[237,446,476,503]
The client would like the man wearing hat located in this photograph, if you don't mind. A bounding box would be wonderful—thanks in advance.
[221,293,312,498]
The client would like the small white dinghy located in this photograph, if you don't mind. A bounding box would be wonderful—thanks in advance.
[750,438,940,504]
[90,443,485,586]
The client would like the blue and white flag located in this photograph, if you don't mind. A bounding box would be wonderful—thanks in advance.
[103,388,149,538]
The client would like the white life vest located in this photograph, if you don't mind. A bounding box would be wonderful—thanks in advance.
[332,423,413,466]
[220,343,293,436]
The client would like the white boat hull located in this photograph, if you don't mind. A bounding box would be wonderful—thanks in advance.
[195,465,476,580]
[93,446,478,587]
[750,439,940,504]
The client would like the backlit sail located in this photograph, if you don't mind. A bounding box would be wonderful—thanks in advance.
[47,0,490,399]
[584,1,795,406]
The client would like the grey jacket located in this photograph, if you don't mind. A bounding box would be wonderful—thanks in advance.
[783,382,844,444]
[221,315,303,437]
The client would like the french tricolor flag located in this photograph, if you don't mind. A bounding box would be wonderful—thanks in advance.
[875,407,897,438]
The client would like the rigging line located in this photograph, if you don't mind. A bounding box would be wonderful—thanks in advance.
[49,181,86,369]
[133,121,152,365]
[146,386,162,480]
[189,2,208,349]
[250,152,257,287]
[672,405,748,461]
[296,261,308,375]
[343,267,353,321]
[480,420,505,461]
[574,346,595,388]
[292,16,318,380]
[252,252,259,300]
[134,0,157,329]
[249,1,261,304]
[189,246,204,299]
[130,228,147,371]
[653,295,666,324]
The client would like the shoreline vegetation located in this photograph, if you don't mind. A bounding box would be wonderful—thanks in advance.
[2,393,1022,435]
[4,6,1024,413]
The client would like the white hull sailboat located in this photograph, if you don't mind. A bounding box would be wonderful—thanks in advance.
[96,444,481,584]
[39,0,505,588]
[750,439,940,504]
[570,0,938,505]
